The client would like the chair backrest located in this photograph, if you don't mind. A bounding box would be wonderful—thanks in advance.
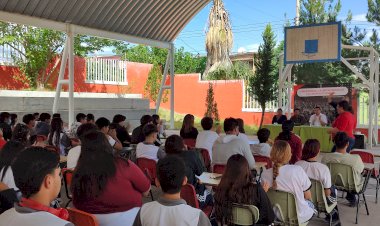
[212,164,226,174]
[267,189,302,226]
[62,168,74,197]
[180,183,200,209]
[309,179,337,214]
[253,155,272,169]
[327,162,359,193]
[231,203,260,225]
[198,148,211,171]
[136,158,157,183]
[350,150,374,164]
[183,139,196,148]
[67,207,99,226]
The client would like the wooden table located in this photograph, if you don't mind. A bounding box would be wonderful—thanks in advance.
[197,172,222,186]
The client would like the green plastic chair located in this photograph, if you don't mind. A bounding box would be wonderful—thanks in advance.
[310,179,338,226]
[267,189,309,226]
[327,162,370,224]
[231,203,260,225]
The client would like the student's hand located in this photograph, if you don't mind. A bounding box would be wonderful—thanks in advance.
[108,128,117,139]
[0,182,9,191]
[262,181,270,192]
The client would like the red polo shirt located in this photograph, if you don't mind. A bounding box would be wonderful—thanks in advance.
[332,111,357,138]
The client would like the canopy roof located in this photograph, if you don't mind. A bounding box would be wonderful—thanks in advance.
[0,0,210,48]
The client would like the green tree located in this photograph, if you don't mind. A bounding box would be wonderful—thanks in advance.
[144,63,168,104]
[249,24,277,128]
[0,22,116,89]
[367,0,380,52]
[204,82,220,121]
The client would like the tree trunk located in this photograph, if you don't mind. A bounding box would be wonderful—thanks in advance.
[259,104,266,129]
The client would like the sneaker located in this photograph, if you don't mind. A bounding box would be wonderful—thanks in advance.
[327,195,337,205]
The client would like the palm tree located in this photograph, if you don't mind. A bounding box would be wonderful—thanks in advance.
[204,0,233,78]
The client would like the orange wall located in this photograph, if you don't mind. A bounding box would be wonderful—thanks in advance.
[0,65,29,89]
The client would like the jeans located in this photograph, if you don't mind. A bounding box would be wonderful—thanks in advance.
[331,137,355,153]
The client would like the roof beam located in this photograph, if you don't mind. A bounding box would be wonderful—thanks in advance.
[0,10,171,49]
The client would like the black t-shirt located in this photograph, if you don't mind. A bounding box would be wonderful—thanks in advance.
[272,115,287,124]
[180,127,199,139]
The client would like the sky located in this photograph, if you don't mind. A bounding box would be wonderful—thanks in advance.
[172,0,375,56]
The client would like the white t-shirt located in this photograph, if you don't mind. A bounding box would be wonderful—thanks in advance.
[136,142,160,162]
[261,165,314,223]
[67,145,81,169]
[195,130,219,161]
[0,167,18,190]
[95,207,139,226]
[250,143,271,157]
[309,114,328,126]
[108,136,116,147]
[237,133,250,146]
[295,160,332,189]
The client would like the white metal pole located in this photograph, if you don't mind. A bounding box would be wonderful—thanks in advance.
[155,53,170,113]
[68,25,75,129]
[287,70,292,119]
[374,52,379,145]
[278,54,284,109]
[52,37,69,113]
[169,43,175,129]
[295,0,300,26]
[368,49,374,148]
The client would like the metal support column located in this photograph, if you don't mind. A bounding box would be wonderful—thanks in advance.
[52,37,69,113]
[155,53,170,112]
[68,25,75,129]
[169,43,175,129]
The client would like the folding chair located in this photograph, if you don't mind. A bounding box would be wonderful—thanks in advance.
[183,139,196,148]
[67,207,99,226]
[212,164,226,174]
[327,162,371,224]
[180,183,212,217]
[136,158,157,201]
[310,179,339,226]
[253,155,273,169]
[62,168,74,207]
[198,148,211,172]
[351,150,379,203]
[267,189,309,226]
[231,203,260,225]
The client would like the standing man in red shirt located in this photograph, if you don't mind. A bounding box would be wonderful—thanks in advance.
[328,100,356,153]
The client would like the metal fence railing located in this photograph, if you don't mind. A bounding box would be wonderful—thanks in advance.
[85,58,128,85]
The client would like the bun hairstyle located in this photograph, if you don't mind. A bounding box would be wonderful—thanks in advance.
[270,140,291,189]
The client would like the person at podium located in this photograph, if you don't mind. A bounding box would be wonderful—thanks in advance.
[309,106,328,126]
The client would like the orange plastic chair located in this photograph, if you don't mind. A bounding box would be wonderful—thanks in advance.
[136,158,157,201]
[199,148,211,172]
[253,155,273,169]
[183,139,196,148]
[213,164,226,174]
[62,168,74,207]
[351,150,379,203]
[180,184,212,217]
[67,208,99,226]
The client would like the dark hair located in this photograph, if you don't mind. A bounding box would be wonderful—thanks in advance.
[71,131,118,202]
[301,139,320,160]
[140,115,153,126]
[76,113,86,122]
[109,123,118,130]
[0,141,25,181]
[10,113,17,126]
[12,123,30,145]
[95,117,110,130]
[157,155,186,194]
[0,112,10,122]
[112,114,126,124]
[164,135,185,154]
[236,118,245,133]
[201,117,213,130]
[143,123,158,138]
[333,132,349,149]
[214,154,256,224]
[22,114,35,125]
[39,113,51,122]
[181,114,195,133]
[77,123,98,139]
[338,100,350,112]
[257,128,270,143]
[277,108,283,112]
[12,146,59,198]
[48,117,64,147]
[223,117,238,133]
[53,113,61,118]
[294,108,300,111]
[314,106,321,110]
[152,114,160,125]
[277,120,294,141]
[86,113,95,122]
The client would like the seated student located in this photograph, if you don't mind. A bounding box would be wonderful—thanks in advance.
[48,117,71,155]
[0,182,19,214]
[180,114,199,140]
[152,114,166,138]
[322,132,364,206]
[22,113,36,132]
[295,139,337,204]
[276,120,302,164]
[195,116,219,161]
[71,131,151,226]
[165,135,212,208]
[133,155,211,226]
[290,108,307,125]
[96,117,123,152]
[261,140,315,224]
[66,123,98,169]
[86,113,95,124]
[212,118,255,170]
[0,146,74,226]
[236,118,250,145]
[272,108,287,124]
[11,123,31,147]
[136,124,165,161]
[10,113,18,131]
[131,115,153,144]
[0,112,12,141]
[112,114,132,145]
[309,106,328,126]
[214,154,275,225]
[0,129,6,150]
[35,113,51,137]
[251,128,271,157]
[0,141,25,191]
[69,113,86,138]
